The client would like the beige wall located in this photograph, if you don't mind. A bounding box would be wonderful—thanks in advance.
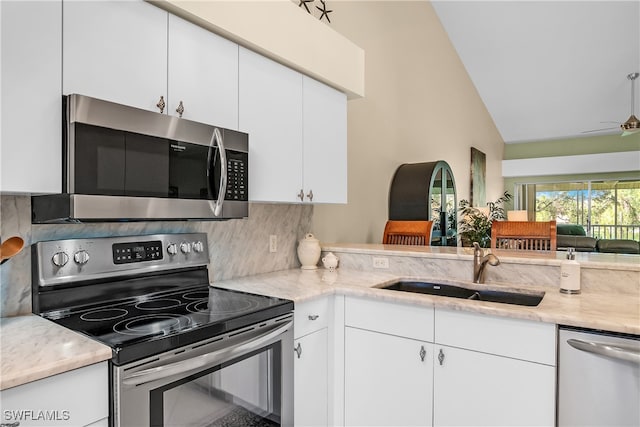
[312,1,504,244]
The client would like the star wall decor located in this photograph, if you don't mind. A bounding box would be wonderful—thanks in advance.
[298,0,313,14]
[316,0,333,23]
[298,0,333,23]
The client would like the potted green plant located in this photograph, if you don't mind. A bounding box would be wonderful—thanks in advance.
[458,191,513,247]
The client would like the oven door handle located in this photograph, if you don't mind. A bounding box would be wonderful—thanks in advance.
[122,320,292,387]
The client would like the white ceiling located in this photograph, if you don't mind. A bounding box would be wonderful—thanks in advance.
[432,1,640,144]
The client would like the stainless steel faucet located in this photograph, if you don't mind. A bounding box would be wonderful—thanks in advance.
[473,242,500,283]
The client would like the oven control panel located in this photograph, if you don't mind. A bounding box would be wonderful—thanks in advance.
[34,233,209,287]
[112,241,163,264]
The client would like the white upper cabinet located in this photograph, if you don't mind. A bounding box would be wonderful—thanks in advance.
[1,0,62,194]
[239,47,348,204]
[239,47,304,203]
[167,14,238,129]
[62,0,168,112]
[302,76,347,204]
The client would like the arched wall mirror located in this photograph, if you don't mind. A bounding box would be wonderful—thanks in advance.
[388,161,457,246]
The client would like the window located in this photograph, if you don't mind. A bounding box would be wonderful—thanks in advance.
[514,179,640,240]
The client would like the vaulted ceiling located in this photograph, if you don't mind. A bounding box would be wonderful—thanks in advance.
[432,1,640,144]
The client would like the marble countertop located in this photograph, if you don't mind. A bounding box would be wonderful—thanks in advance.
[213,267,640,335]
[3,258,637,391]
[0,315,112,391]
[323,243,640,271]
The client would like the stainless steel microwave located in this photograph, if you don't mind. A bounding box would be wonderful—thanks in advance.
[32,94,248,222]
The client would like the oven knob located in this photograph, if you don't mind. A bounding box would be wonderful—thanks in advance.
[180,242,192,254]
[74,250,90,265]
[167,243,178,256]
[51,251,69,267]
[192,241,204,253]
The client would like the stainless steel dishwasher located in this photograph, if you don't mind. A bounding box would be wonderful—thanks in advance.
[558,326,640,426]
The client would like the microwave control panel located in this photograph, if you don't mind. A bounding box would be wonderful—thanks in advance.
[225,152,248,201]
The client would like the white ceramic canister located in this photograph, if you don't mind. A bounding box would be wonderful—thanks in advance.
[297,233,321,270]
[322,252,339,271]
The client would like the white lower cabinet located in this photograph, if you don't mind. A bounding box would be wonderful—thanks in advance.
[433,345,555,426]
[294,297,331,426]
[344,327,433,427]
[433,308,556,427]
[343,297,434,427]
[0,362,108,427]
[295,328,329,427]
[340,298,557,427]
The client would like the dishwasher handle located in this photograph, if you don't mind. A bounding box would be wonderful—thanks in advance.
[567,338,640,364]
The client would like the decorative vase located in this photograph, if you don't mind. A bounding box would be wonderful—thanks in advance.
[322,252,339,271]
[297,233,321,270]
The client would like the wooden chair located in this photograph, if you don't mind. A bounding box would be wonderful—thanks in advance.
[383,220,434,246]
[491,220,557,251]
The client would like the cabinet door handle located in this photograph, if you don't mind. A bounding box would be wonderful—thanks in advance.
[176,100,184,117]
[306,189,314,202]
[308,315,319,321]
[419,345,426,362]
[438,348,445,365]
[294,342,302,359]
[156,95,165,113]
[297,189,305,201]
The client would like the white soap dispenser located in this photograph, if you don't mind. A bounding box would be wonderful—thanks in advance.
[560,247,581,295]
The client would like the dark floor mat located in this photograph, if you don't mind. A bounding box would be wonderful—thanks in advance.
[206,406,278,427]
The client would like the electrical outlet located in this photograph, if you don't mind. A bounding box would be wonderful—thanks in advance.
[372,257,389,269]
[269,235,277,253]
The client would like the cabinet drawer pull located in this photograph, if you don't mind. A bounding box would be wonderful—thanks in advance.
[308,315,319,321]
[176,100,184,117]
[297,189,305,201]
[438,348,445,365]
[156,95,165,113]
[306,189,314,202]
[294,342,302,359]
[419,345,426,362]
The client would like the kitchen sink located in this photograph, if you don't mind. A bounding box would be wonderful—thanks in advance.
[381,281,545,307]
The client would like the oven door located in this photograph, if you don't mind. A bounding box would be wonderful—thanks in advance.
[113,317,293,427]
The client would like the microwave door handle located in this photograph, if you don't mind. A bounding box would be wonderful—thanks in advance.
[567,338,640,364]
[122,320,292,387]
[211,127,227,217]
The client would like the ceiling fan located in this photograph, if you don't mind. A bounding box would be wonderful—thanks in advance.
[583,72,640,136]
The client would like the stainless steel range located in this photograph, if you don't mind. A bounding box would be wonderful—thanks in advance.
[32,233,294,427]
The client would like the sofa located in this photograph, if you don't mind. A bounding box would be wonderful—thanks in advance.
[556,223,640,254]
